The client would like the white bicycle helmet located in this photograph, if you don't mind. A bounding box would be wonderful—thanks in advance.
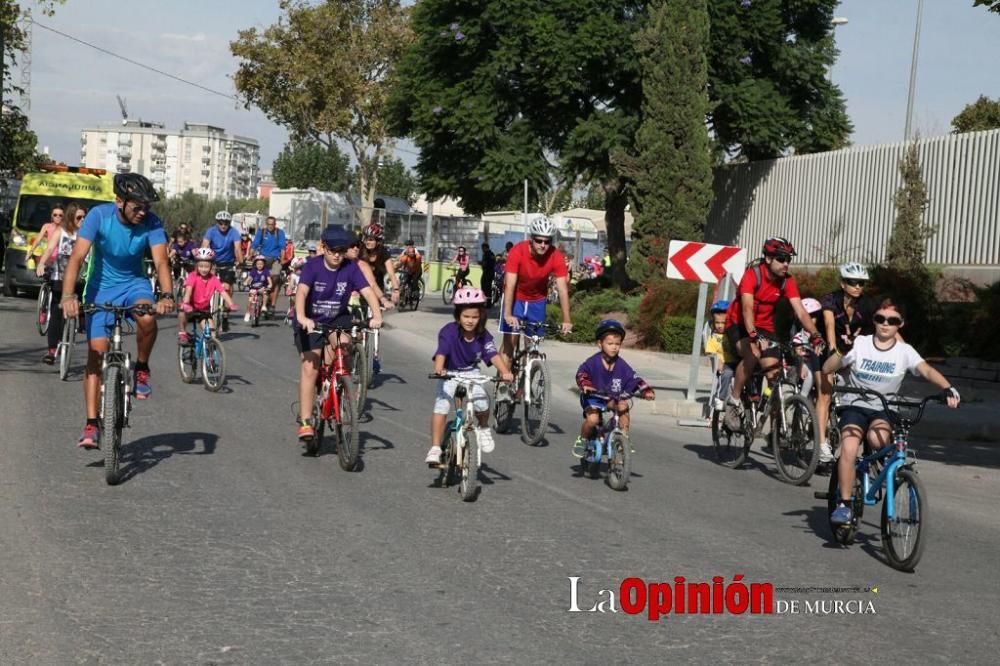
[529,216,555,238]
[801,297,822,314]
[290,257,306,269]
[215,210,233,223]
[193,247,216,261]
[452,287,487,306]
[839,262,869,281]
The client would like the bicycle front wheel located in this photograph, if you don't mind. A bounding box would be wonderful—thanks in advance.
[459,429,481,502]
[101,366,124,485]
[365,330,376,389]
[58,317,76,381]
[606,431,631,491]
[306,389,325,457]
[772,394,820,485]
[351,341,368,415]
[36,283,51,336]
[826,462,864,545]
[201,337,226,392]
[881,467,927,571]
[335,376,358,471]
[521,360,551,446]
[442,278,455,305]
[712,408,747,468]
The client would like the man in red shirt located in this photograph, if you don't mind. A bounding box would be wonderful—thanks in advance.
[499,216,572,367]
[724,237,823,429]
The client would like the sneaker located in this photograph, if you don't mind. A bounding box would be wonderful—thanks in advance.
[476,427,495,453]
[43,348,56,365]
[830,504,853,525]
[713,397,726,412]
[818,441,834,463]
[373,357,381,375]
[177,331,190,345]
[425,445,443,464]
[297,423,315,440]
[572,436,588,459]
[724,397,743,431]
[78,424,100,449]
[244,312,251,323]
[135,370,151,400]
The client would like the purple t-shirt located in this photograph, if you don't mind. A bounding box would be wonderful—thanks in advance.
[298,256,369,323]
[434,321,498,371]
[576,352,644,398]
[247,268,270,290]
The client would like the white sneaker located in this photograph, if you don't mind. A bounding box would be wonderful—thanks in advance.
[243,312,251,322]
[476,427,495,453]
[424,446,442,464]
[819,441,834,463]
[713,397,726,411]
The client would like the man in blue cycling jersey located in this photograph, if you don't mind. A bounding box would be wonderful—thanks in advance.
[202,210,243,330]
[251,215,286,313]
[61,173,174,448]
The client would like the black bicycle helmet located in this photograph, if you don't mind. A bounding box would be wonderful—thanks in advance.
[113,172,160,203]
[595,319,626,340]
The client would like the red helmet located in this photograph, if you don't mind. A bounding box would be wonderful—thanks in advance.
[762,236,796,257]
[363,223,384,241]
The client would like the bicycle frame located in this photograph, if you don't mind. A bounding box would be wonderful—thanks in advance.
[509,320,550,405]
[316,327,355,423]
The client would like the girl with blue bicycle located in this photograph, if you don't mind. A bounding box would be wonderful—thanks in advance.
[572,320,655,458]
[822,299,959,526]
[177,248,238,345]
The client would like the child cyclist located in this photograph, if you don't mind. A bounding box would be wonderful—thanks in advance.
[177,248,238,343]
[243,255,273,321]
[283,256,306,324]
[295,225,383,442]
[425,287,514,464]
[705,299,737,411]
[572,320,655,458]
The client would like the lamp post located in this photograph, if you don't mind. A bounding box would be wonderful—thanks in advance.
[904,0,925,141]
[829,17,848,81]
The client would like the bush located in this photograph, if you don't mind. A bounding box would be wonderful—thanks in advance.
[969,280,1000,361]
[866,265,939,353]
[545,288,644,344]
[633,279,701,348]
[658,315,697,353]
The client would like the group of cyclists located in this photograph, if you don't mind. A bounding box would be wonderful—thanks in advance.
[35,171,959,533]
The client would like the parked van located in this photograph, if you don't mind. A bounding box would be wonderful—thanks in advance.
[2,165,113,297]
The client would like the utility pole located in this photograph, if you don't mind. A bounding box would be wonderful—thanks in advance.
[903,0,924,141]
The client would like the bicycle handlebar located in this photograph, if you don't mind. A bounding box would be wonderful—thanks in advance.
[427,372,498,384]
[833,385,951,427]
[82,303,156,316]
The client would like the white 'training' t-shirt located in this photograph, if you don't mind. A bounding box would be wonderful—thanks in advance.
[838,335,924,411]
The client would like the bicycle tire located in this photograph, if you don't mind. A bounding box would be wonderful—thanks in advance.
[442,278,455,305]
[365,331,376,390]
[251,296,260,328]
[492,389,514,434]
[351,340,368,415]
[826,462,864,545]
[772,394,820,485]
[335,376,358,471]
[438,429,457,487]
[201,337,226,392]
[102,365,124,485]
[606,430,631,491]
[881,467,927,571]
[711,408,747,467]
[306,389,324,456]
[36,283,51,336]
[211,293,224,333]
[521,359,551,446]
[177,340,196,383]
[58,317,75,381]
[459,429,481,502]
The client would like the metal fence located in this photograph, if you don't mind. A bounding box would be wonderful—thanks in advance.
[706,129,1000,267]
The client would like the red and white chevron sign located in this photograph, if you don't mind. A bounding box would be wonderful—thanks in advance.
[666,241,746,284]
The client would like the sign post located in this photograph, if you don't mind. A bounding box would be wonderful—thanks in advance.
[666,240,746,403]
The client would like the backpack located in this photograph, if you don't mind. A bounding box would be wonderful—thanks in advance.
[750,261,787,300]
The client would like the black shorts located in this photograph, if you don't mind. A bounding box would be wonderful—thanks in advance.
[725,324,781,360]
[216,263,237,286]
[836,406,891,432]
[293,313,356,353]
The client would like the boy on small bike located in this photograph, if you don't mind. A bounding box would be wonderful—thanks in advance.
[572,320,655,458]
[425,287,513,465]
[821,299,959,525]
[243,255,273,321]
[705,299,737,411]
[177,247,237,344]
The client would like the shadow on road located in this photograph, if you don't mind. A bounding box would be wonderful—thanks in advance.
[0,345,50,372]
[371,372,406,389]
[910,439,1000,469]
[87,431,219,484]
[360,431,395,452]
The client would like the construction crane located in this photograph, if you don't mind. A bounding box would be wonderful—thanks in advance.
[117,95,128,125]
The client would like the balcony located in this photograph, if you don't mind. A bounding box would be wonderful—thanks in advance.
[152,140,167,151]
[201,167,210,176]
[118,137,132,147]
[116,163,130,172]
[80,136,87,145]
[151,163,166,173]
[118,148,131,159]
[202,144,211,153]
[202,155,211,164]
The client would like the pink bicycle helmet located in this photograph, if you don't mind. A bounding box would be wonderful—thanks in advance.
[290,257,306,269]
[252,255,267,265]
[193,247,215,261]
[801,297,822,314]
[453,287,487,306]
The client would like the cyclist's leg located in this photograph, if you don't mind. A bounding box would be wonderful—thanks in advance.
[866,416,892,451]
[269,259,282,308]
[46,278,65,354]
[728,325,759,400]
[834,408,870,503]
[815,370,834,445]
[296,329,323,423]
[614,399,631,434]
[428,377,456,461]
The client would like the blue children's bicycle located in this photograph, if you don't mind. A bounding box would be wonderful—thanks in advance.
[576,391,632,491]
[177,296,227,392]
[815,385,948,572]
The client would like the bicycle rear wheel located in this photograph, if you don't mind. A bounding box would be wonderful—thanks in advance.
[459,429,481,502]
[881,467,926,571]
[306,387,325,456]
[606,431,631,491]
[36,283,51,336]
[335,376,358,471]
[772,394,820,485]
[58,317,76,380]
[442,278,455,305]
[826,462,864,545]
[201,337,226,391]
[711,409,747,468]
[101,366,124,485]
[521,360,551,446]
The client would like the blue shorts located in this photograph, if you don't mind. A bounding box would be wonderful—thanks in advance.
[498,297,547,335]
[580,394,607,415]
[86,280,155,341]
[836,406,891,432]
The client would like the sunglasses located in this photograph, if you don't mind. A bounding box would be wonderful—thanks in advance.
[873,314,903,326]
[326,246,348,255]
[843,279,867,287]
[771,253,792,264]
[532,237,552,246]
[75,213,85,220]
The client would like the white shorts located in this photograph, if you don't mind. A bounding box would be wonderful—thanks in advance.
[433,372,490,415]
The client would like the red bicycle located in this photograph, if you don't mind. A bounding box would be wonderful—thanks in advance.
[305,323,359,470]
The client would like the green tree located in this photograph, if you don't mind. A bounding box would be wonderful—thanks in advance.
[951,95,1000,133]
[362,155,419,204]
[974,1,1000,14]
[885,141,933,273]
[231,0,412,223]
[624,0,712,283]
[272,140,350,191]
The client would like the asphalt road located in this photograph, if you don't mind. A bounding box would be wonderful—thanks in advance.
[1,290,998,664]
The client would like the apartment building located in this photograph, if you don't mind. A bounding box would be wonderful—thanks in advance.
[80,120,261,199]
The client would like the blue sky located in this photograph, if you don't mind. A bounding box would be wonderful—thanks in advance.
[20,0,1000,173]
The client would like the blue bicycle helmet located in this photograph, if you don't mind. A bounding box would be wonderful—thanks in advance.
[710,299,730,313]
[595,319,626,340]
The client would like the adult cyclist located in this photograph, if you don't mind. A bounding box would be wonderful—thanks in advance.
[252,215,286,314]
[202,210,244,331]
[723,237,824,430]
[61,173,174,448]
[499,216,572,371]
[397,239,423,298]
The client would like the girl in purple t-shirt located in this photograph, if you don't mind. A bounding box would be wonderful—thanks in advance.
[425,287,513,465]
[572,319,655,458]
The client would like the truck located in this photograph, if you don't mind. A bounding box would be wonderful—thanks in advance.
[2,165,114,297]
